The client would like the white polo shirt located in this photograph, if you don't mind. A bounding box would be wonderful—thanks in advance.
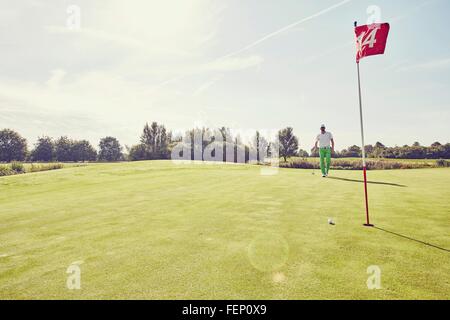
[316,132,333,148]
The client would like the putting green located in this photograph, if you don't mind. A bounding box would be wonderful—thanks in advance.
[0,161,448,299]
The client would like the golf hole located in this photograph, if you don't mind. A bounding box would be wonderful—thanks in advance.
[247,233,289,272]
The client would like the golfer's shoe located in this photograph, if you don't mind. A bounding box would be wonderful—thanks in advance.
[322,174,326,178]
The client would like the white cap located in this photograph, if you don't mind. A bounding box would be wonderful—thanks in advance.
[320,124,326,128]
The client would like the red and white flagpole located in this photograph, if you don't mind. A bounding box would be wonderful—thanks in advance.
[356,61,373,227]
[355,21,373,227]
[353,20,389,226]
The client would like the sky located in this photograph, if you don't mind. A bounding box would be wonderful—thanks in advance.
[0,0,449,151]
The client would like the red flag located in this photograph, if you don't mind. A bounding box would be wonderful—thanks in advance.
[355,23,390,63]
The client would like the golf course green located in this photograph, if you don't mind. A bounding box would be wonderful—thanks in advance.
[0,161,448,299]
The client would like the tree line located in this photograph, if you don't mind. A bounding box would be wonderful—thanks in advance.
[0,124,300,163]
[0,125,449,163]
[323,141,450,159]
[0,129,121,162]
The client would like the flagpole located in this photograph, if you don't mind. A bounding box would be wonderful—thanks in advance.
[355,21,373,227]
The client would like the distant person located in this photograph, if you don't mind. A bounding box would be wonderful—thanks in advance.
[313,124,334,177]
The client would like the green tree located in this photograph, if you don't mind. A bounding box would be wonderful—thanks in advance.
[157,125,171,159]
[140,123,154,149]
[310,148,319,157]
[374,141,385,148]
[372,141,386,158]
[150,122,159,153]
[298,149,309,158]
[98,137,123,161]
[347,145,362,157]
[31,136,54,162]
[278,127,299,161]
[55,136,74,161]
[253,131,261,161]
[364,144,374,157]
[128,144,148,161]
[219,127,233,162]
[0,129,27,162]
[251,131,269,162]
[431,141,441,148]
[140,122,171,159]
[442,143,450,158]
[72,140,97,162]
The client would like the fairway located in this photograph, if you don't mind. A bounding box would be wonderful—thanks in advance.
[0,161,449,299]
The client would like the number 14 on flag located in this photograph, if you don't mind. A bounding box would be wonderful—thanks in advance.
[355,23,390,63]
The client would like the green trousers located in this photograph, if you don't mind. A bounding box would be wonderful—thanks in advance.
[319,147,331,175]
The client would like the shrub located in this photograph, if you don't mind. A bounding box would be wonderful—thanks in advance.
[29,163,64,172]
[47,163,64,170]
[0,162,65,176]
[0,165,15,176]
[436,159,450,167]
[10,161,25,173]
[279,158,437,170]
[280,159,317,169]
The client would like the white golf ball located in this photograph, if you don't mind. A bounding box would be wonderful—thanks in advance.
[328,218,335,225]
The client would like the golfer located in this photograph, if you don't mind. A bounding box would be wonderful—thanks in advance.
[313,124,335,177]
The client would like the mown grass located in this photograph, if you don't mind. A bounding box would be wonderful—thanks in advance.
[0,161,448,299]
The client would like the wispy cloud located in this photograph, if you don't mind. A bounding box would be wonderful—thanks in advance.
[220,0,352,59]
[156,0,352,88]
[396,58,450,72]
[44,26,193,58]
[302,0,441,65]
[149,55,263,93]
[204,55,264,72]
[390,0,439,23]
[192,75,224,97]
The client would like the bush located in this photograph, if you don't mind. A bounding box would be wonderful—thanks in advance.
[10,161,25,173]
[29,163,64,172]
[436,159,450,167]
[279,158,436,170]
[280,159,318,169]
[0,162,65,177]
[0,165,15,176]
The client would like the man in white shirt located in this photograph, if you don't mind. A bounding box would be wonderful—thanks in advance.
[313,124,335,177]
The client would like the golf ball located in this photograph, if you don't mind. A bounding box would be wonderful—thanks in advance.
[328,218,335,225]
